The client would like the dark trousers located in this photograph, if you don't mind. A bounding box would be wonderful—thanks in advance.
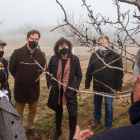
[56,87,77,140]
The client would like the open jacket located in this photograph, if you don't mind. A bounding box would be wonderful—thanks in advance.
[85,49,124,91]
[9,45,46,103]
[46,54,82,112]
[0,96,27,140]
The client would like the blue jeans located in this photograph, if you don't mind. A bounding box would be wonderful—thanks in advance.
[93,90,114,128]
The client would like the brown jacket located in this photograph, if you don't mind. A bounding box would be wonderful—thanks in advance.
[9,45,46,103]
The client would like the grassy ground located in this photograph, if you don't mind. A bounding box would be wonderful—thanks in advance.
[8,55,133,140]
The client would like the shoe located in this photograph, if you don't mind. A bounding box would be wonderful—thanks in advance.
[52,130,62,140]
[91,122,99,129]
[27,128,40,138]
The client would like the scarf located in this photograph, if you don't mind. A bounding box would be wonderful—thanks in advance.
[57,58,70,105]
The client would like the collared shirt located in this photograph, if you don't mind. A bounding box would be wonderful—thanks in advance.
[26,45,37,62]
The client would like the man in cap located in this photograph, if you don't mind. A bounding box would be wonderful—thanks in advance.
[0,39,11,99]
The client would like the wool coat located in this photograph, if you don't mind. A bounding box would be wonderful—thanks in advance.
[46,54,82,112]
[9,45,46,103]
[0,96,27,140]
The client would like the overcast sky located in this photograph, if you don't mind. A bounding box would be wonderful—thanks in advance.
[0,0,137,31]
[0,0,139,47]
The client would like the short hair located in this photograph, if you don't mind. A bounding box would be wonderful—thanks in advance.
[54,37,72,58]
[27,30,41,39]
[98,36,110,43]
[134,49,140,82]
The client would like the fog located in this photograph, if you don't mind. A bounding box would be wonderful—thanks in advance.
[0,0,138,48]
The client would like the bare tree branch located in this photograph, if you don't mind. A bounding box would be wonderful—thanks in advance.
[118,0,140,12]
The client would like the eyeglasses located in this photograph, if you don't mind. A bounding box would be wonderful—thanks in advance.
[29,36,39,42]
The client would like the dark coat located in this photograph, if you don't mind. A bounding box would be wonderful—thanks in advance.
[89,122,140,140]
[0,96,27,140]
[3,58,8,79]
[9,45,45,103]
[46,55,82,112]
[3,58,11,99]
[88,93,140,140]
[85,49,124,91]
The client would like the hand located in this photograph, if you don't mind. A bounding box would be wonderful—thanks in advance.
[73,125,93,140]
[49,86,52,90]
[117,90,120,93]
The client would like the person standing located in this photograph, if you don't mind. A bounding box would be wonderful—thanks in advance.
[0,39,11,99]
[0,60,27,140]
[9,30,46,138]
[46,38,82,140]
[73,48,140,140]
[85,36,123,129]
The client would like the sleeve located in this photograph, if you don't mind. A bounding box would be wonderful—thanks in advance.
[115,56,124,91]
[46,57,53,89]
[6,61,9,79]
[9,50,17,78]
[89,135,99,140]
[41,52,46,69]
[73,57,82,89]
[85,53,94,89]
[3,59,9,79]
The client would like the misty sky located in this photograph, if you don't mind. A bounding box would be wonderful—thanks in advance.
[0,0,138,46]
[0,0,137,31]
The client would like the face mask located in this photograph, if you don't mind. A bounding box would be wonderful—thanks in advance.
[99,46,107,51]
[60,47,69,55]
[28,41,38,49]
[0,51,4,58]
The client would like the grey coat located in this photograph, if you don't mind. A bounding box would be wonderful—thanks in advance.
[0,96,27,140]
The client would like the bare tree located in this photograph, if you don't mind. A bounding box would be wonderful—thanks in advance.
[21,0,139,101]
[48,0,140,100]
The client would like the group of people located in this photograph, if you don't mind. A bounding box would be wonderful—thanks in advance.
[0,29,138,140]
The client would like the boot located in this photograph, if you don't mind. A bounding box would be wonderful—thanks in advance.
[52,130,62,140]
[91,122,99,129]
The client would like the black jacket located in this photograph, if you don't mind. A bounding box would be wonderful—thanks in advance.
[85,49,124,91]
[3,58,11,99]
[46,55,82,112]
[3,58,8,79]
[88,92,140,140]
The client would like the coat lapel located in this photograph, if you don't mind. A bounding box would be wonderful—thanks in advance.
[0,97,20,117]
[68,55,75,85]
